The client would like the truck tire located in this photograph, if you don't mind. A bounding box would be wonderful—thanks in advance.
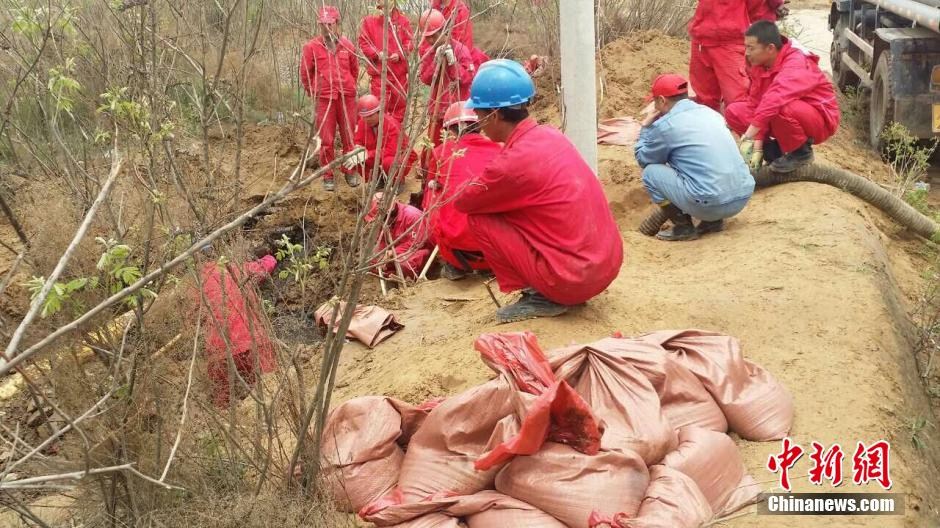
[830,16,860,92]
[869,52,896,151]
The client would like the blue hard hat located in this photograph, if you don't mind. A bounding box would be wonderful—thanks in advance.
[465,59,535,110]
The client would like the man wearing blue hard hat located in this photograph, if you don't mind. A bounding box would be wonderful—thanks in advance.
[454,59,623,324]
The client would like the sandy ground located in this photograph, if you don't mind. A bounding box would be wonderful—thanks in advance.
[790,9,833,73]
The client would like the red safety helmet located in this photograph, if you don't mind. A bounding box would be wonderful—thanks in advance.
[645,73,688,102]
[358,94,381,117]
[443,101,478,128]
[419,9,445,37]
[317,5,340,24]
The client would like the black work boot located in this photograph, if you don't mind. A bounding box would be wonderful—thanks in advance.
[696,219,724,236]
[345,172,361,188]
[770,140,814,173]
[656,203,698,242]
[496,289,568,324]
[441,262,469,281]
[763,139,783,164]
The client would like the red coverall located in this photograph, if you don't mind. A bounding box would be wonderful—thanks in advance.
[300,36,359,180]
[454,119,624,305]
[418,39,475,147]
[431,0,474,50]
[425,132,502,271]
[725,38,840,153]
[375,202,432,279]
[358,11,414,123]
[200,255,277,408]
[351,114,418,183]
[688,0,783,111]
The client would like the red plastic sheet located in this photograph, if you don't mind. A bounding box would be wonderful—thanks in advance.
[474,333,603,469]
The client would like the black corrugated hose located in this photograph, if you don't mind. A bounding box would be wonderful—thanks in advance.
[636,163,940,240]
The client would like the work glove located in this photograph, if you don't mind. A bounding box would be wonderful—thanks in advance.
[738,139,764,171]
[342,149,367,170]
[427,180,441,191]
[437,45,456,66]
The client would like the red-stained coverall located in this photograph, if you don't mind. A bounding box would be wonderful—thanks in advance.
[425,132,502,270]
[375,202,432,279]
[688,0,783,111]
[350,114,418,183]
[200,255,277,408]
[300,36,359,180]
[418,39,475,147]
[358,10,414,123]
[431,0,474,50]
[725,37,840,153]
[454,119,624,305]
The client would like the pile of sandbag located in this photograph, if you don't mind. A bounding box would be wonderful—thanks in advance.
[319,330,794,527]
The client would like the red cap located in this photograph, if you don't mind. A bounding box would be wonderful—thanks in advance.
[645,73,688,102]
[317,6,340,24]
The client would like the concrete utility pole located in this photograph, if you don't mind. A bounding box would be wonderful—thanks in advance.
[559,0,598,173]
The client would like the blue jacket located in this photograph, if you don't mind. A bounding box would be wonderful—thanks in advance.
[634,99,754,205]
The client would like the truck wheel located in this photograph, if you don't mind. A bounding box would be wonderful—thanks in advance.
[869,53,896,151]
[831,17,860,92]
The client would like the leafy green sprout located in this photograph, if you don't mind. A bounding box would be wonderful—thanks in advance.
[96,237,156,308]
[25,276,93,319]
[274,235,331,296]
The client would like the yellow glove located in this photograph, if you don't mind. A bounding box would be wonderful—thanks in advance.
[739,139,763,171]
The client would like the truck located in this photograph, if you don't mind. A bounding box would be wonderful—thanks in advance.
[829,0,940,149]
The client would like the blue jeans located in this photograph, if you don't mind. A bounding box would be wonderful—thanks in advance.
[642,164,751,222]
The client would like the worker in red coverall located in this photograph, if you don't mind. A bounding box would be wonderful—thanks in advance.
[425,101,502,281]
[358,0,413,123]
[418,9,475,148]
[457,60,623,324]
[726,21,840,172]
[688,0,789,112]
[431,0,473,50]
[344,94,418,188]
[300,6,360,192]
[199,252,277,408]
[365,193,432,279]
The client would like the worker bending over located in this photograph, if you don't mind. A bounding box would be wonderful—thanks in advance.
[299,6,360,191]
[456,60,623,323]
[726,21,840,172]
[344,95,417,188]
[688,0,787,112]
[358,0,413,123]
[199,250,277,408]
[366,193,432,280]
[425,101,501,280]
[635,74,755,241]
[418,9,475,148]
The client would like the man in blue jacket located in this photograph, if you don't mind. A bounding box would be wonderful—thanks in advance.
[635,74,755,241]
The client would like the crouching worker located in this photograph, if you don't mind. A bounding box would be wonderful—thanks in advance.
[425,101,502,280]
[344,94,418,188]
[635,74,755,241]
[366,193,432,279]
[725,21,840,172]
[456,60,623,323]
[199,250,277,408]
